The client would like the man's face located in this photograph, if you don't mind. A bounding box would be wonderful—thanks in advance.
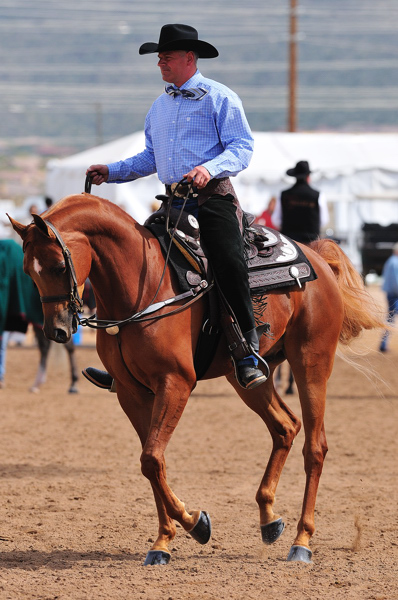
[157,50,193,86]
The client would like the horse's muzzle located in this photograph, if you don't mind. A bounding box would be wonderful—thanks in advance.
[53,328,70,344]
[42,307,75,343]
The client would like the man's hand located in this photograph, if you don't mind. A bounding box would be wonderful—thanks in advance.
[183,166,211,189]
[86,164,109,185]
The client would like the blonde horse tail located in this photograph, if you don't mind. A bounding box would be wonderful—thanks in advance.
[310,239,385,345]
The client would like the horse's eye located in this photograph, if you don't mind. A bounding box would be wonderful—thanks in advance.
[52,262,66,275]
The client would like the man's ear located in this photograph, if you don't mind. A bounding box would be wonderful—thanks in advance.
[7,214,28,241]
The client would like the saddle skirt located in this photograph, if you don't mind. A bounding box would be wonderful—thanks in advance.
[145,201,317,296]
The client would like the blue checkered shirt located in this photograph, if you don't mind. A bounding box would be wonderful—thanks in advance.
[107,70,254,185]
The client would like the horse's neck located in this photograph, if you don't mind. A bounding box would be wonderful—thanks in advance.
[83,216,166,319]
[53,196,169,318]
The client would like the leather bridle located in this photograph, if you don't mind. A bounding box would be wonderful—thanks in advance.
[39,220,84,325]
[35,175,210,334]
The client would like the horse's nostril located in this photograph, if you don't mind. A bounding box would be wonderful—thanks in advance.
[54,328,68,344]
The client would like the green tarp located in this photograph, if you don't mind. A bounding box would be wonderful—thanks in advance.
[0,239,43,335]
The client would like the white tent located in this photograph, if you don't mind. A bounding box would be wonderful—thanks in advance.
[46,131,163,224]
[46,131,398,266]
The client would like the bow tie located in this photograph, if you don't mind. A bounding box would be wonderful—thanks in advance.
[165,85,208,101]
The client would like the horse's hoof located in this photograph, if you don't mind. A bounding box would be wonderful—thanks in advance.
[286,545,312,563]
[143,550,171,566]
[68,385,79,394]
[189,511,212,545]
[260,517,285,544]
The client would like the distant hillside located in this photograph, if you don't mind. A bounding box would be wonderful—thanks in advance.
[1,0,398,154]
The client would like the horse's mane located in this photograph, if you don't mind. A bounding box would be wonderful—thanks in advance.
[45,193,136,224]
[41,193,145,244]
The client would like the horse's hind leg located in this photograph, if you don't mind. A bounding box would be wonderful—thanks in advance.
[226,372,301,543]
[286,342,335,562]
[286,361,329,563]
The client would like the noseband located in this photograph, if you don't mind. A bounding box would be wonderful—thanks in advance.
[39,220,84,324]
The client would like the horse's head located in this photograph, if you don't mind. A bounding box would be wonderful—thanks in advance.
[8,213,91,343]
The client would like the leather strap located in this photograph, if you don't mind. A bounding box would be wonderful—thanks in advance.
[40,221,84,320]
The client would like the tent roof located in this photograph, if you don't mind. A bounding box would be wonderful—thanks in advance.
[46,131,398,221]
[245,132,398,183]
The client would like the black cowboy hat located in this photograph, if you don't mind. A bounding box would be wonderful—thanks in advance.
[286,160,311,178]
[139,24,219,59]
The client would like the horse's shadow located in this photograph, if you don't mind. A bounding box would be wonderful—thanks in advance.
[0,463,106,478]
[0,549,141,571]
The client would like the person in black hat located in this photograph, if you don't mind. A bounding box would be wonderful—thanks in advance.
[84,24,267,390]
[272,161,329,244]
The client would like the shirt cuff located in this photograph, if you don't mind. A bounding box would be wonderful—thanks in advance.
[107,163,122,182]
[201,160,217,178]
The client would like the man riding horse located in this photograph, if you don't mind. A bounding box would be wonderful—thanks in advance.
[84,24,267,390]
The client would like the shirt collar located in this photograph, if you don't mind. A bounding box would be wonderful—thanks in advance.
[178,70,202,90]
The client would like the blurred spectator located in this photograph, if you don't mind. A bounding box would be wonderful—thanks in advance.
[22,203,41,226]
[29,203,40,216]
[45,196,53,209]
[255,196,277,229]
[0,331,10,388]
[272,160,329,244]
[379,242,398,352]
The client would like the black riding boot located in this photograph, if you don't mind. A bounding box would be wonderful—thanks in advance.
[198,196,268,390]
[82,367,113,390]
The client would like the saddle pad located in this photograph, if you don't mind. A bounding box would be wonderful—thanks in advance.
[146,223,317,295]
[248,238,317,294]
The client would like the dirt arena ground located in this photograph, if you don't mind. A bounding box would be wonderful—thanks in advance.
[0,292,397,600]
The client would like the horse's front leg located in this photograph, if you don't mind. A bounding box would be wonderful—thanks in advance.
[116,384,176,561]
[117,377,208,565]
[140,376,210,545]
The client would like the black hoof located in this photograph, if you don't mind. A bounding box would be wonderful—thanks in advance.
[189,511,212,545]
[286,545,312,563]
[260,517,285,544]
[143,550,171,566]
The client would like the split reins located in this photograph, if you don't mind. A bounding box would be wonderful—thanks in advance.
[40,175,212,334]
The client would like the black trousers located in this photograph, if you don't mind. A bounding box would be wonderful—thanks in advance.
[197,194,255,334]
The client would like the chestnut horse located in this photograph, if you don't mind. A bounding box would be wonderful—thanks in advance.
[9,192,383,566]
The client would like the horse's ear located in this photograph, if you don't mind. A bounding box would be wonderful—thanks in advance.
[7,214,28,240]
[32,213,51,237]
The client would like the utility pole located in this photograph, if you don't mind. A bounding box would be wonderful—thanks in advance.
[288,0,297,132]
